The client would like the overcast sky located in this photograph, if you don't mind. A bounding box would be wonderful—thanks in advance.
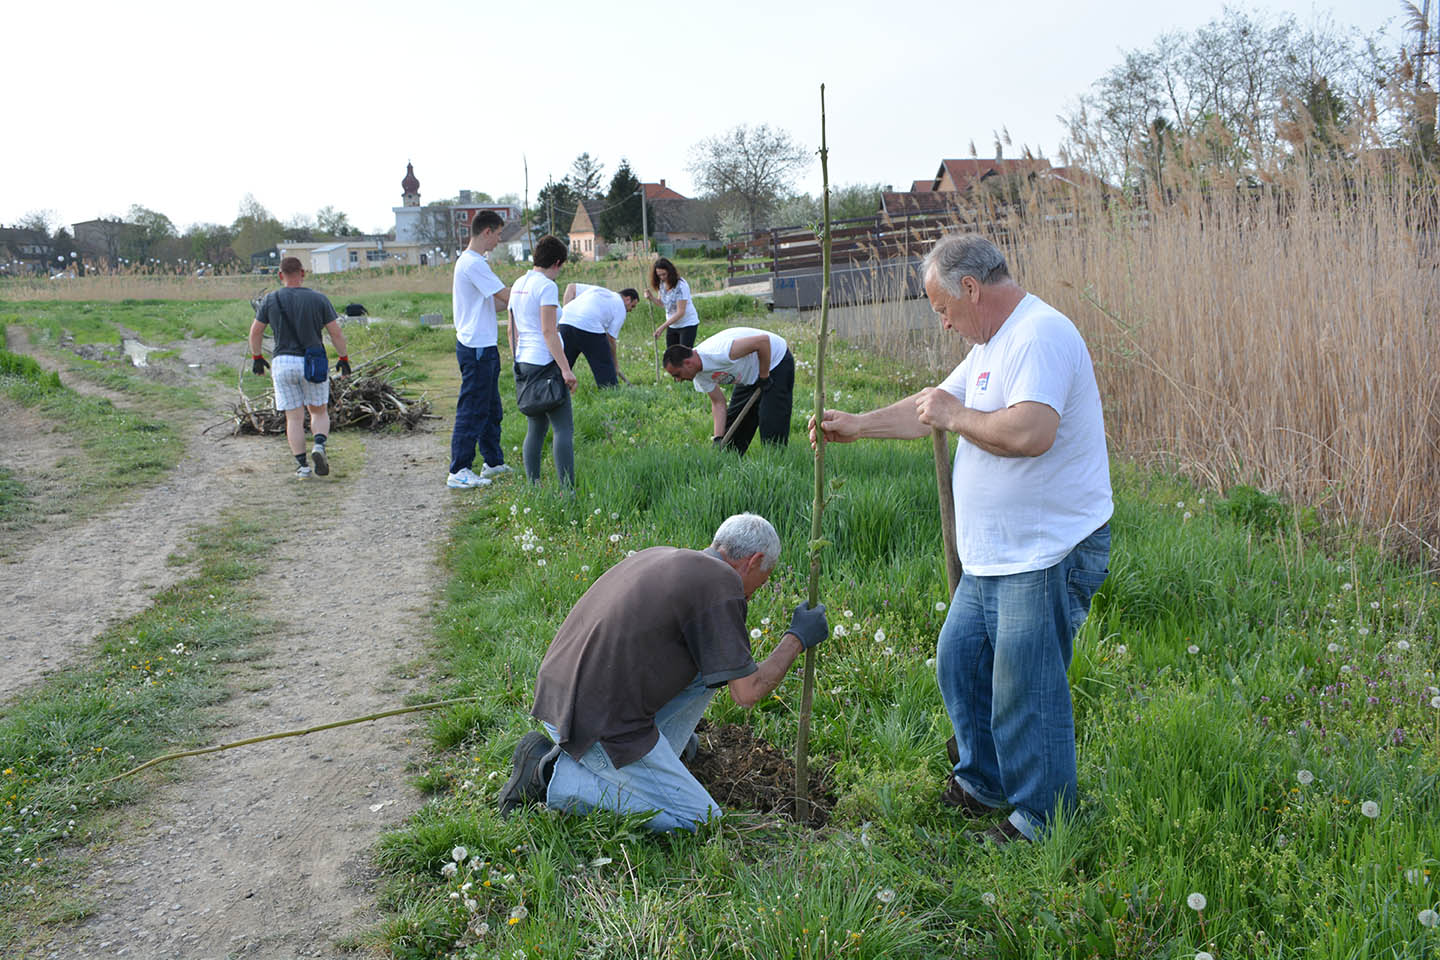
[3,0,1405,235]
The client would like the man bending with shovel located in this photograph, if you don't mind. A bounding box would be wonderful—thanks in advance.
[663,327,793,454]
[810,234,1112,845]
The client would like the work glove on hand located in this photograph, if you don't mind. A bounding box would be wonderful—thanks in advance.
[336,356,352,376]
[787,602,829,650]
[758,375,774,394]
[713,436,725,449]
[251,355,270,375]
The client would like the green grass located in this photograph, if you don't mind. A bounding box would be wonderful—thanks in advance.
[0,515,276,950]
[367,303,1440,959]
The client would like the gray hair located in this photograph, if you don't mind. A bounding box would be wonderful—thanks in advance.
[923,233,1011,298]
[711,513,781,570]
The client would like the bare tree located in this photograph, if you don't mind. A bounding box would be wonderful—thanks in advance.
[688,124,811,233]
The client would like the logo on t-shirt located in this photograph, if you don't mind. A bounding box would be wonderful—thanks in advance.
[975,371,991,392]
[712,372,736,386]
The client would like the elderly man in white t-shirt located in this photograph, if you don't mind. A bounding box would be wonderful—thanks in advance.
[810,234,1112,846]
[559,283,638,387]
[662,326,793,454]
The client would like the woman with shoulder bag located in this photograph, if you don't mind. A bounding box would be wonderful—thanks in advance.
[508,235,576,486]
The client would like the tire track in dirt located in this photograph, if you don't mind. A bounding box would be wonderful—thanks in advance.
[48,430,463,958]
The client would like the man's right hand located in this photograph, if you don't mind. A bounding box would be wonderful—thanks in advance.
[251,355,270,375]
[786,602,829,650]
[807,410,858,449]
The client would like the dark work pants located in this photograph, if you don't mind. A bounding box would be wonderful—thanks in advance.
[560,325,618,388]
[666,325,698,349]
[722,351,794,455]
[450,342,504,474]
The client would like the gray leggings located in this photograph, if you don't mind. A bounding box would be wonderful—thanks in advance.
[523,395,574,486]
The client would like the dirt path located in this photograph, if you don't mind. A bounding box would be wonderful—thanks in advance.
[46,429,459,958]
[0,334,276,700]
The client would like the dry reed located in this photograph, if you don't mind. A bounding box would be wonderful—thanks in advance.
[850,162,1440,554]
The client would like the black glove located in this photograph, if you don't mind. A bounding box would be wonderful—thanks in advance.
[787,602,829,650]
[713,436,725,448]
[251,355,269,375]
[759,375,774,393]
[336,356,352,376]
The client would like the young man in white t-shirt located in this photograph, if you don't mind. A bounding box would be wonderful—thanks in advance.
[559,283,638,387]
[810,234,1112,847]
[448,211,512,489]
[662,326,793,455]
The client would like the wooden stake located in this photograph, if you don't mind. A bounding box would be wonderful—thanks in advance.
[795,83,832,823]
[932,428,963,594]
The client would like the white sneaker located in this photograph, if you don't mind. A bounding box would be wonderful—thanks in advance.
[310,444,329,476]
[447,468,492,489]
[480,463,513,480]
[295,464,313,479]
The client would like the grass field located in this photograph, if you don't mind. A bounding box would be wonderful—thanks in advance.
[361,311,1440,959]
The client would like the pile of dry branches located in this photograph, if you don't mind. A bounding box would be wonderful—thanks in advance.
[216,353,436,436]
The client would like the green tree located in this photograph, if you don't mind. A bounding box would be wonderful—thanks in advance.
[122,205,177,263]
[185,223,236,267]
[598,159,644,241]
[316,205,353,237]
[534,180,578,242]
[231,194,283,260]
[565,153,605,200]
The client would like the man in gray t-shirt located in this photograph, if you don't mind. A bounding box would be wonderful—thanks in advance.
[498,513,829,832]
[247,257,350,479]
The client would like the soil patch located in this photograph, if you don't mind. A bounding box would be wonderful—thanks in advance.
[688,719,836,827]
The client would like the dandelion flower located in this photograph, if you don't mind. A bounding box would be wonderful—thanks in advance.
[926,658,936,668]
[1187,644,1200,655]
[750,628,761,639]
[876,888,896,904]
[611,512,620,519]
[609,533,621,543]
[1115,644,1127,655]
[1340,664,1352,673]
[980,892,996,906]
[935,601,947,611]
[1327,642,1340,653]
[1342,581,1353,591]
[1396,640,1411,651]
[1183,511,1193,521]
[509,904,529,922]
[593,508,601,515]
[1370,601,1380,609]
[844,609,853,618]
[1420,909,1439,928]
[452,846,468,863]
[1431,696,1440,709]
[874,629,886,643]
[1361,800,1380,818]
[536,559,546,567]
[761,617,771,625]
[581,565,590,573]
[1297,769,1314,785]
[441,862,458,878]
[834,624,848,638]
[883,646,894,656]
[1176,501,1184,509]
[1196,953,1215,960]
[1358,627,1370,636]
[1187,892,1207,911]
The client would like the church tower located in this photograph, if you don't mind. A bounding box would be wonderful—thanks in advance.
[401,162,421,207]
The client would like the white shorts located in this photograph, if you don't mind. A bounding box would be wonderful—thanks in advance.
[271,355,330,411]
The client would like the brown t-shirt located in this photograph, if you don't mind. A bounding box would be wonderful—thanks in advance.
[531,546,757,767]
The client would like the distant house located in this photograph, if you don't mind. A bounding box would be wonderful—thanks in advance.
[500,220,531,262]
[0,226,53,274]
[73,218,138,268]
[650,197,714,250]
[567,200,608,262]
[879,157,1105,220]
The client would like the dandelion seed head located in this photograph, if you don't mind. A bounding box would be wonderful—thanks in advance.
[1431,696,1440,709]
[1187,644,1200,655]
[1361,800,1380,818]
[1327,642,1340,653]
[935,601,947,611]
[1342,582,1353,591]
[834,624,847,637]
[451,846,468,863]
[1187,892,1207,911]
[843,609,853,618]
[1420,908,1439,928]
[876,888,896,904]
[981,892,996,906]
[874,629,886,643]
[1396,640,1411,651]
[1115,644,1127,655]
[1196,953,1215,960]
[1297,769,1314,785]
[750,628,761,639]
[609,533,621,542]
[441,862,458,878]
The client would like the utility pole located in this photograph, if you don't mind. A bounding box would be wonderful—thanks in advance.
[639,184,648,259]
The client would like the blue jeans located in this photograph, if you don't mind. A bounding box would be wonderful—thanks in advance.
[543,675,720,832]
[938,524,1110,840]
[450,343,504,474]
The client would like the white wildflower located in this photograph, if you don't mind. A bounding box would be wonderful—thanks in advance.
[1187,644,1200,655]
[1361,800,1380,818]
[1396,640,1411,651]
[1297,769,1314,785]
[874,629,886,643]
[935,601,947,611]
[1420,909,1439,927]
[876,888,896,904]
[1327,642,1340,653]
[441,862,458,878]
[833,624,847,638]
[1115,644,1127,655]
[750,628,761,639]
[609,534,621,543]
[981,892,997,906]
[451,846,468,863]
[1187,892,1207,911]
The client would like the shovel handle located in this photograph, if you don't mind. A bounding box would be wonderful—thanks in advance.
[932,428,963,595]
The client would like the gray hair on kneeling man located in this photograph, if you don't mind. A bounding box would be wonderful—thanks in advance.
[711,513,781,571]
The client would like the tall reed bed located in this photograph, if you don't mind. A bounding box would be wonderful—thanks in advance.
[864,166,1440,554]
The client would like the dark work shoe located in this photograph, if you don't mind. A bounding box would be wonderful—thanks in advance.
[941,776,1001,817]
[973,818,1030,847]
[681,733,699,764]
[497,732,555,816]
[946,735,959,768]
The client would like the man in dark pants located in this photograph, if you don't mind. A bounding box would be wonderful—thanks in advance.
[448,211,512,489]
[558,283,638,387]
[662,327,793,454]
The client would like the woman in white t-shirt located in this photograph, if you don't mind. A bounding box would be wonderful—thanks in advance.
[646,257,700,348]
[507,235,577,486]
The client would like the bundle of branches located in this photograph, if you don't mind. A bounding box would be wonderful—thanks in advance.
[217,354,436,437]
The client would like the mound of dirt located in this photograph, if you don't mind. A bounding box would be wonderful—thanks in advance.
[688,719,836,827]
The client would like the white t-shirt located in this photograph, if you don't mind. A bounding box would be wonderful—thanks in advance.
[691,327,788,394]
[660,278,699,329]
[509,270,561,366]
[937,293,1112,576]
[560,284,627,338]
[452,250,505,348]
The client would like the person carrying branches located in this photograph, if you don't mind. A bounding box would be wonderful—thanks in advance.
[247,256,350,479]
[497,513,828,831]
[663,327,793,454]
[810,234,1112,845]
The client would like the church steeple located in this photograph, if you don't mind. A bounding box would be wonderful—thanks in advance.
[401,162,420,207]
